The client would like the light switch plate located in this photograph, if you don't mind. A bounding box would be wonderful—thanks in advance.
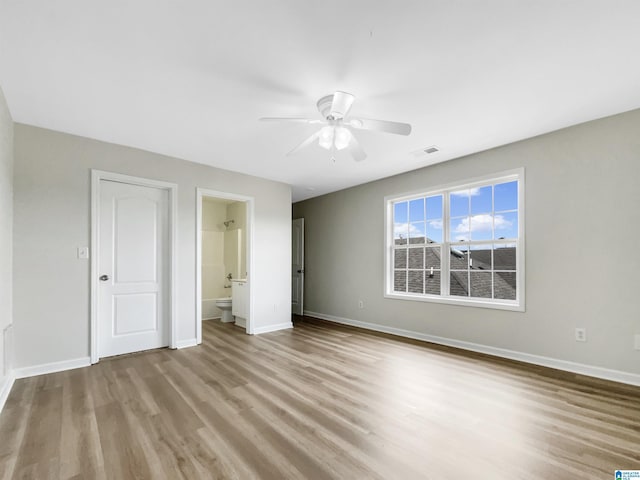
[77,247,89,259]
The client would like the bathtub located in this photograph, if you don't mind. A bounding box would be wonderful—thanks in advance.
[202,298,221,320]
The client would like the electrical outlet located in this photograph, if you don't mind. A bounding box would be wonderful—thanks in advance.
[634,334,640,351]
[575,328,587,342]
[77,247,89,259]
[358,300,364,309]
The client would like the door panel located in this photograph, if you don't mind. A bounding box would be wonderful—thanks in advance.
[113,293,158,335]
[291,218,304,316]
[99,180,169,358]
[114,196,158,283]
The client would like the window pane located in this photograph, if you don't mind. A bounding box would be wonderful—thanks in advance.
[450,246,468,270]
[394,270,407,292]
[409,198,424,222]
[394,249,407,269]
[494,211,518,240]
[471,185,492,215]
[394,236,408,246]
[409,222,426,244]
[394,221,408,245]
[470,272,492,298]
[425,246,441,269]
[425,271,441,295]
[408,248,424,269]
[426,219,443,243]
[450,271,469,297]
[494,272,516,300]
[469,214,493,241]
[426,195,443,220]
[494,244,516,270]
[450,217,469,242]
[450,190,470,217]
[494,181,517,212]
[408,270,424,294]
[394,201,408,223]
[469,246,491,270]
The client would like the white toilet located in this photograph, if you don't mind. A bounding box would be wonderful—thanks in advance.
[215,297,233,323]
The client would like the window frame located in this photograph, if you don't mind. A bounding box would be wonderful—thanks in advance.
[384,168,525,312]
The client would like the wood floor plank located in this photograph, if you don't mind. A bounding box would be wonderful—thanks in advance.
[1,316,639,479]
[0,379,36,480]
[11,377,63,479]
[59,368,105,479]
[94,401,152,480]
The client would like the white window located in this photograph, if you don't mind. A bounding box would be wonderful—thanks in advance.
[385,169,524,311]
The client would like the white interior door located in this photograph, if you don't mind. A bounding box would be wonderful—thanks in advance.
[98,180,169,358]
[292,218,304,316]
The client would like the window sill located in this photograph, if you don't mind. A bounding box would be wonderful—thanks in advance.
[384,292,525,312]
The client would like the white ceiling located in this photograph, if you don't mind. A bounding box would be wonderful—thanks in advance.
[2,1,640,201]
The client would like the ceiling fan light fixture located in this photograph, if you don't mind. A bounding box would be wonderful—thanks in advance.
[318,126,334,150]
[334,127,352,150]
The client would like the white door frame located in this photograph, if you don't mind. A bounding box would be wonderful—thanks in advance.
[90,170,178,364]
[196,188,255,342]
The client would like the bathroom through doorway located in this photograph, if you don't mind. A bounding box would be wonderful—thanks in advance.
[195,188,254,343]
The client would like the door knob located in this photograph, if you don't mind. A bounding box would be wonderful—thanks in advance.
[99,274,109,281]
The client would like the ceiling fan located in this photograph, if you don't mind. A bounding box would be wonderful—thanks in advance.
[260,91,412,162]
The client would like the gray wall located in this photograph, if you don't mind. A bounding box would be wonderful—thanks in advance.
[14,125,291,368]
[0,86,13,386]
[294,108,640,375]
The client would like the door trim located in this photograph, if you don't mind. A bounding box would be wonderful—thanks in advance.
[196,188,255,342]
[90,170,178,364]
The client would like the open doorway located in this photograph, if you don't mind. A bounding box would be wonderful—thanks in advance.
[196,188,254,343]
[292,218,304,316]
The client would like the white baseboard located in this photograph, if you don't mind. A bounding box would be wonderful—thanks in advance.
[304,310,640,387]
[14,356,91,380]
[203,316,221,321]
[176,338,198,349]
[253,322,293,335]
[0,372,16,414]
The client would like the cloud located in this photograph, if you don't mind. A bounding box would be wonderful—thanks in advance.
[450,187,481,197]
[394,222,424,238]
[397,214,513,242]
[395,220,443,238]
[453,214,512,241]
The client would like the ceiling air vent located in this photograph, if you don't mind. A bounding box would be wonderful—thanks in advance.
[411,145,441,158]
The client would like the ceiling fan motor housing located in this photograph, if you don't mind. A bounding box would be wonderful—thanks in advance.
[317,92,355,119]
[316,94,336,118]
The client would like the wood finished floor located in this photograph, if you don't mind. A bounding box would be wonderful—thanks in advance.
[1,316,639,479]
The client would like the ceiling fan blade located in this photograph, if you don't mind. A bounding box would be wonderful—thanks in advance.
[330,91,355,118]
[287,131,321,156]
[348,134,367,162]
[260,117,324,124]
[348,117,412,136]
